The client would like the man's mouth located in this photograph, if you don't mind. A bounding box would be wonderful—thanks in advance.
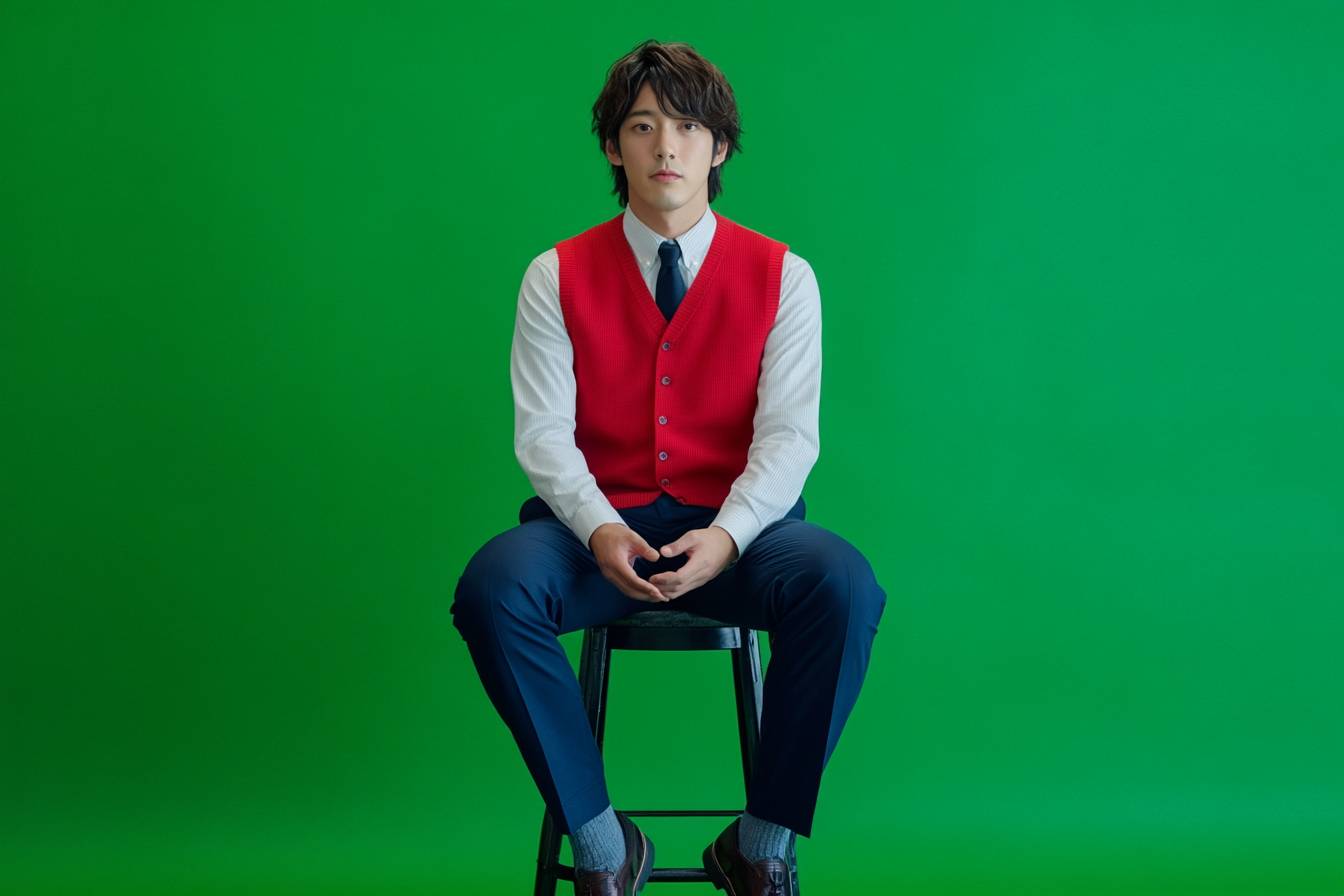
[651,170,682,182]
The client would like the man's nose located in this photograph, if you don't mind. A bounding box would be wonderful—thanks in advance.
[655,130,675,159]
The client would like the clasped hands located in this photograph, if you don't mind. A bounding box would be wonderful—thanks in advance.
[588,522,738,602]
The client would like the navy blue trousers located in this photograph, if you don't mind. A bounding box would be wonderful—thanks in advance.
[450,494,886,838]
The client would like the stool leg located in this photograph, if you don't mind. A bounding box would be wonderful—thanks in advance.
[579,625,611,748]
[535,625,611,895]
[733,630,802,894]
[533,809,562,896]
[731,628,764,791]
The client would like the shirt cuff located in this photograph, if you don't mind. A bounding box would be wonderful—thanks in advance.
[568,499,628,551]
[709,503,762,558]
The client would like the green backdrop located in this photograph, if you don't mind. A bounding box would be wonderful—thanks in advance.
[2,1,1341,894]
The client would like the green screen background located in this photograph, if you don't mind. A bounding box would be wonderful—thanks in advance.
[2,1,1341,893]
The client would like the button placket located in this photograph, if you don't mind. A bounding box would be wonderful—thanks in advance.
[655,339,673,491]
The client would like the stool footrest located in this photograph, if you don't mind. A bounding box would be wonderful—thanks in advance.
[547,862,713,884]
[621,808,743,817]
[650,867,712,882]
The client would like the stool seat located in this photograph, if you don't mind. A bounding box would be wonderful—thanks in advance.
[609,609,733,627]
[532,608,800,894]
[606,609,746,651]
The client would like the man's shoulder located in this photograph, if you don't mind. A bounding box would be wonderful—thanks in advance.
[714,212,775,239]
[555,213,625,251]
[710,214,810,274]
[525,246,560,277]
[782,249,813,275]
[712,213,790,258]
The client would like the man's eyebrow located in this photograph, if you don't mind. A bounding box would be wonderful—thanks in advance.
[625,107,695,121]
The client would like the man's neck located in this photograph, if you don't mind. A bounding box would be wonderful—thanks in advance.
[626,193,710,240]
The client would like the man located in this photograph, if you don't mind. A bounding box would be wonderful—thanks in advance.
[452,40,886,896]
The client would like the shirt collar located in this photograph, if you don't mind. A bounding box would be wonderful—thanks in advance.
[622,204,717,277]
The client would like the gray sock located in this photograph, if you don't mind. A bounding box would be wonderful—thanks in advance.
[570,805,625,873]
[737,810,793,862]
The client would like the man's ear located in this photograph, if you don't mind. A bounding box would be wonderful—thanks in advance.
[604,137,623,167]
[711,138,728,168]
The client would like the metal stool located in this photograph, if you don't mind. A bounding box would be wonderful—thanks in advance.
[532,609,800,893]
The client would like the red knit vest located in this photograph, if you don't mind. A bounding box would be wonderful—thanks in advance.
[556,211,788,509]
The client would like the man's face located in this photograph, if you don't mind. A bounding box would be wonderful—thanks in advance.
[605,83,728,214]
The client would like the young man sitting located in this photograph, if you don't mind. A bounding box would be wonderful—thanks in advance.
[452,39,887,896]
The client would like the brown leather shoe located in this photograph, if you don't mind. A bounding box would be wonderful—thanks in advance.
[573,810,654,896]
[702,818,794,896]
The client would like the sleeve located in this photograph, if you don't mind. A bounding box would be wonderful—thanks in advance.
[709,251,822,554]
[511,249,627,548]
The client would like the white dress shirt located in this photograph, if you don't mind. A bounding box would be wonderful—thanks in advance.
[510,204,821,555]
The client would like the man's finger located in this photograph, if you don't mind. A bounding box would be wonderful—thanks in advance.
[617,530,659,563]
[633,537,660,563]
[651,555,709,591]
[660,532,697,557]
[623,579,665,601]
[622,580,665,601]
[647,577,683,599]
[651,555,703,584]
[612,561,665,601]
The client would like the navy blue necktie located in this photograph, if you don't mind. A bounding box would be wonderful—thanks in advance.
[655,240,687,322]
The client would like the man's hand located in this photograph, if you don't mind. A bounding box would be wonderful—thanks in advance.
[589,523,667,602]
[648,526,739,599]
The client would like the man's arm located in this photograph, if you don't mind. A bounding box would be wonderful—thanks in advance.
[511,251,667,602]
[648,252,822,597]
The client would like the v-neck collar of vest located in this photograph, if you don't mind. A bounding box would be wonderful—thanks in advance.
[607,209,734,341]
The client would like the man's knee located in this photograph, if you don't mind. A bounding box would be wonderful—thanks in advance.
[791,526,886,628]
[451,529,548,642]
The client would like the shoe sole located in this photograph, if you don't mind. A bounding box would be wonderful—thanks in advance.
[701,843,733,894]
[633,829,655,894]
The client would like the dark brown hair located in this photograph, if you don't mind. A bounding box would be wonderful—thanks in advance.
[591,40,743,207]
